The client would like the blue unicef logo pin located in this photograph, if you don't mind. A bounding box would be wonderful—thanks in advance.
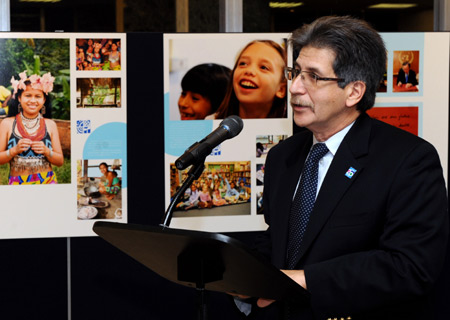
[345,167,357,179]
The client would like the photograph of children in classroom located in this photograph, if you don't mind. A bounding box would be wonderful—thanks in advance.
[77,159,122,220]
[76,38,121,71]
[256,134,288,158]
[76,78,121,108]
[170,161,251,218]
[168,36,287,120]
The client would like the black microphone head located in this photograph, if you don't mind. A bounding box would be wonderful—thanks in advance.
[220,115,243,138]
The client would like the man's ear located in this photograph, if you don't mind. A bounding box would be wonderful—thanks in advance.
[345,81,366,108]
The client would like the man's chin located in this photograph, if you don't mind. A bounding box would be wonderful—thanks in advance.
[293,112,313,128]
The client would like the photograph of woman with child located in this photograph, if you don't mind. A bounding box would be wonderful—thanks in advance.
[168,36,288,120]
[76,38,121,71]
[170,161,251,218]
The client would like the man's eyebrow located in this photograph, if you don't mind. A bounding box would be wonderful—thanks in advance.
[294,62,322,75]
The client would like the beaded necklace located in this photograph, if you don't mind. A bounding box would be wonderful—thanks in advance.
[16,113,46,141]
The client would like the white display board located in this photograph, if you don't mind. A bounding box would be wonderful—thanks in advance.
[0,33,127,238]
[164,33,291,232]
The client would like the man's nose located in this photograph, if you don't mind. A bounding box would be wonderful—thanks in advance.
[289,76,307,95]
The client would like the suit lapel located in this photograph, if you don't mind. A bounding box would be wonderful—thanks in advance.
[296,114,372,263]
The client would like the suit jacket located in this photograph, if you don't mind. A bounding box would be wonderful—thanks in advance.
[258,113,448,320]
[397,68,418,86]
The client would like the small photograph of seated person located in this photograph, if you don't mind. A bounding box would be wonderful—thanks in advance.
[256,135,288,158]
[77,159,122,220]
[393,50,419,92]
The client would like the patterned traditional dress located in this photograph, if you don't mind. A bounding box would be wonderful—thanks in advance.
[7,115,57,185]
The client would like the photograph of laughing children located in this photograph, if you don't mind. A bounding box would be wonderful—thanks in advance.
[169,37,287,120]
[76,38,121,71]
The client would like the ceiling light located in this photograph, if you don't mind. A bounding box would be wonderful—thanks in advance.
[368,3,418,9]
[269,2,304,9]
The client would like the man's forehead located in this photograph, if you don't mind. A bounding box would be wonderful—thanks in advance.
[295,46,336,71]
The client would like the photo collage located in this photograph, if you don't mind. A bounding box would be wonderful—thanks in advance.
[75,37,126,221]
[0,33,127,239]
[164,33,293,232]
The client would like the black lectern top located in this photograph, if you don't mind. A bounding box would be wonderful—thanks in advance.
[93,221,309,304]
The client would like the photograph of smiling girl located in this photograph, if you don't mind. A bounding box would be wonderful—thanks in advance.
[0,38,71,185]
[168,36,288,120]
[210,40,287,120]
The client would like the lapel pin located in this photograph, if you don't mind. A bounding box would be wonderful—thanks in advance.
[345,167,357,179]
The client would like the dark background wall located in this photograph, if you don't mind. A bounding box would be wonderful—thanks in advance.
[0,32,448,320]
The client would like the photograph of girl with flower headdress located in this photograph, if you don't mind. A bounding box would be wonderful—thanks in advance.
[0,38,70,185]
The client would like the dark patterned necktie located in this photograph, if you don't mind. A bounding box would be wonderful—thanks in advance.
[286,143,329,269]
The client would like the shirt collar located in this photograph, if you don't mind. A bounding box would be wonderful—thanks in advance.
[312,121,355,156]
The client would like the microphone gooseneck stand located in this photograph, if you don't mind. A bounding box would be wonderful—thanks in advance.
[160,158,210,320]
[160,159,205,229]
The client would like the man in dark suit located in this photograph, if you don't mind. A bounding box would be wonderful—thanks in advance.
[396,61,418,88]
[250,16,448,320]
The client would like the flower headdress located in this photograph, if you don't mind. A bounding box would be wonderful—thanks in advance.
[10,71,55,98]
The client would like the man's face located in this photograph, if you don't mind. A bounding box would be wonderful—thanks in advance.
[289,46,357,140]
[402,64,410,73]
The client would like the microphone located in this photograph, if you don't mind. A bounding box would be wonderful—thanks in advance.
[175,115,244,170]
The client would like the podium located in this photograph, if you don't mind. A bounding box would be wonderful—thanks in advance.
[93,221,309,319]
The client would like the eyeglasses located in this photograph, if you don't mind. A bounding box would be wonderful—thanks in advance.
[284,67,345,88]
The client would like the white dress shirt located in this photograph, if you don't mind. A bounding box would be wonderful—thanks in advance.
[295,121,355,199]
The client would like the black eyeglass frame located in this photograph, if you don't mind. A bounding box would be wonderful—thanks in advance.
[284,67,346,84]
